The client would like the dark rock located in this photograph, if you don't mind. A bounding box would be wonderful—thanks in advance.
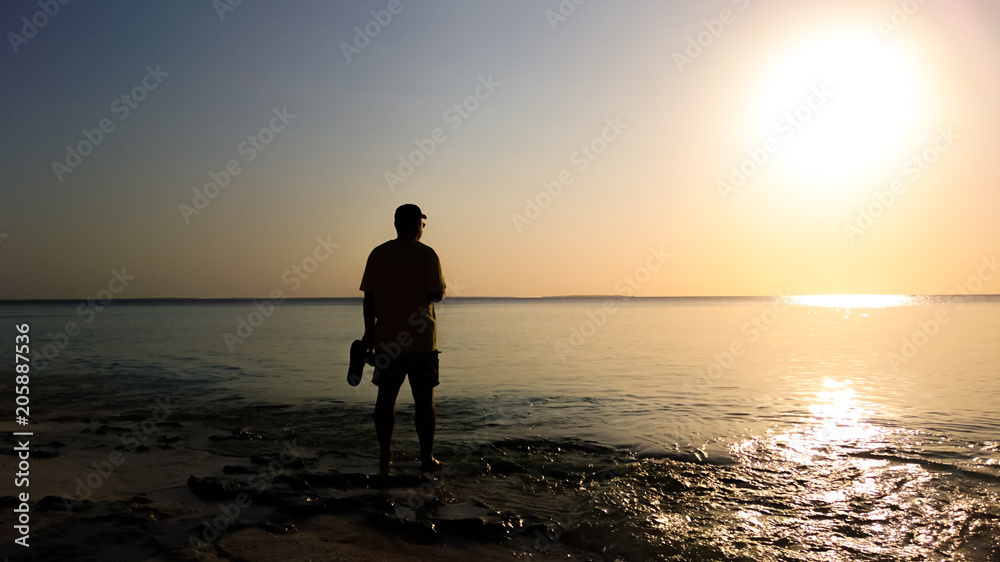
[435,516,500,540]
[273,474,309,489]
[661,475,690,493]
[249,453,305,469]
[366,510,439,544]
[298,471,371,489]
[208,428,262,442]
[37,495,88,512]
[259,521,297,535]
[276,497,330,517]
[432,502,523,542]
[367,473,427,489]
[187,475,247,500]
[234,428,262,440]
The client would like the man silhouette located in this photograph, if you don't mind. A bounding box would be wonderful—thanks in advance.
[360,204,446,474]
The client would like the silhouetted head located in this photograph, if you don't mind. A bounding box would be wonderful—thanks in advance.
[394,203,426,241]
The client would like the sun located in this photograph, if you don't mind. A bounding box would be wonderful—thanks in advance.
[755,28,925,186]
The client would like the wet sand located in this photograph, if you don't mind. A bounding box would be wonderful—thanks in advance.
[0,416,605,561]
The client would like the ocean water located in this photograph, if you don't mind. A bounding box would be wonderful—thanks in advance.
[2,296,999,560]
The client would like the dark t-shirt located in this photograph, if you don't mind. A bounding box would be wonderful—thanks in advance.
[360,239,445,354]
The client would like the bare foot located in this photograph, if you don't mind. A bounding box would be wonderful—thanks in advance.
[420,457,443,474]
[379,450,393,475]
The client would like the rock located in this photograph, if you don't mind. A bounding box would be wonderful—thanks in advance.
[37,495,89,512]
[258,521,297,535]
[661,475,690,493]
[187,475,246,500]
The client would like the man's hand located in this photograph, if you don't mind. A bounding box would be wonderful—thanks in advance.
[361,332,373,354]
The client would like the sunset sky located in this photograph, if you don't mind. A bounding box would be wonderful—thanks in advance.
[2,0,998,299]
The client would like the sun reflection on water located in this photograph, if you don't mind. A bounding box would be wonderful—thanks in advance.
[787,294,914,309]
[766,377,882,465]
[809,377,870,440]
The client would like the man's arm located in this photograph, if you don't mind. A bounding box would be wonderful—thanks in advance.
[362,292,375,351]
[426,251,445,303]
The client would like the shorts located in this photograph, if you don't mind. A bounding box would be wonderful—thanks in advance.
[372,350,440,391]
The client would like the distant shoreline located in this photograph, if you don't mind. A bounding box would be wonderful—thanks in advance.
[1,294,998,305]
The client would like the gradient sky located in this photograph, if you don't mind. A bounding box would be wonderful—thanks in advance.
[2,0,999,299]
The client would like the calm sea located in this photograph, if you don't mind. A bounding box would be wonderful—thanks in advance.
[2,296,999,560]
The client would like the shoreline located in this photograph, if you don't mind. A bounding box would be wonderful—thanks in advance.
[1,416,606,561]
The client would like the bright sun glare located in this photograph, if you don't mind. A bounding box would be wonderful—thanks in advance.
[789,294,914,309]
[757,28,924,185]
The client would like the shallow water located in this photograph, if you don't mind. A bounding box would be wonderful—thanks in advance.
[2,296,999,560]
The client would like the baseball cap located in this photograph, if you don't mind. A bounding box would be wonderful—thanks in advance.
[394,204,426,222]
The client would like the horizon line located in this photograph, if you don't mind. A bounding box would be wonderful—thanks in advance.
[1,293,997,304]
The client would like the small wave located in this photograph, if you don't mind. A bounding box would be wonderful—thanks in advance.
[487,436,619,456]
[632,443,738,466]
[849,450,1000,484]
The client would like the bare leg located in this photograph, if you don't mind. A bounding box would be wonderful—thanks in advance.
[412,385,439,472]
[375,383,401,474]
